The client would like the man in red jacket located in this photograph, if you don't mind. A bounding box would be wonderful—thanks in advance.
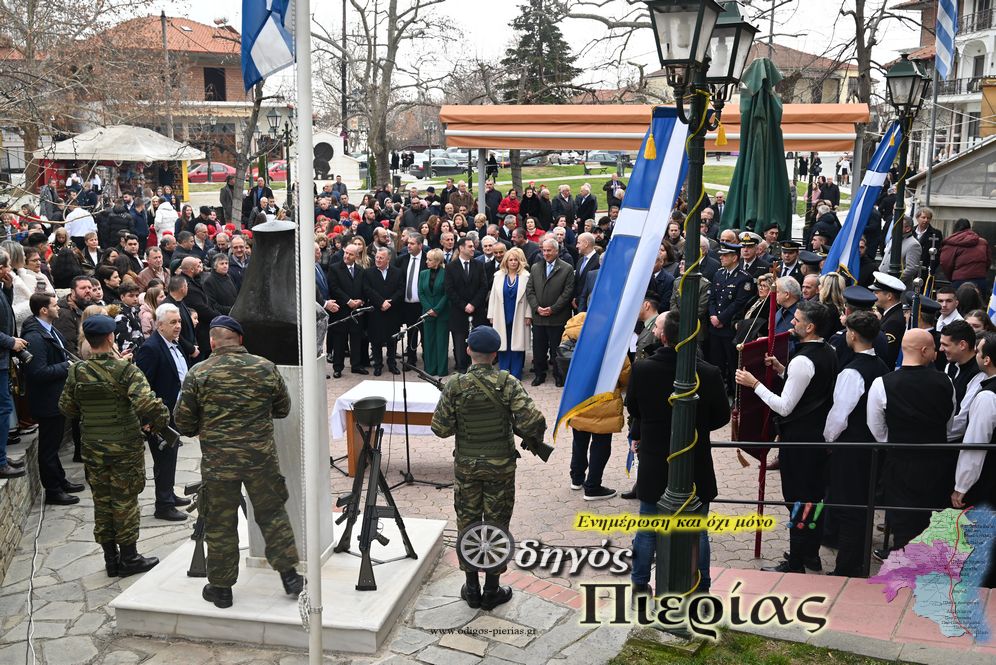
[940,217,990,291]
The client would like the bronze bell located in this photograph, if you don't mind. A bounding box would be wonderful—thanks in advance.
[229,220,301,365]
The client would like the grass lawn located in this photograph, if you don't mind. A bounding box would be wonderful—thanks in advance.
[188,182,286,193]
[610,631,912,665]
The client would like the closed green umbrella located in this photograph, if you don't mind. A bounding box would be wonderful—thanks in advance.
[720,58,792,236]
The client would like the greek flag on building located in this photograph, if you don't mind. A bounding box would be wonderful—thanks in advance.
[822,121,903,282]
[936,0,959,80]
[242,0,295,91]
[555,107,688,436]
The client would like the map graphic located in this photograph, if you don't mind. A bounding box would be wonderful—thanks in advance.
[869,505,995,642]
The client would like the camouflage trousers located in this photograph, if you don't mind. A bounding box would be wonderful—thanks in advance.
[454,456,515,573]
[202,467,299,587]
[84,452,145,546]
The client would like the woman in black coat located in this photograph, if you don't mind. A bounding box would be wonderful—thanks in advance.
[519,186,541,223]
[202,254,239,315]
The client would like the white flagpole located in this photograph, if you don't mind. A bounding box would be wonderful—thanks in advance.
[924,66,940,206]
[294,0,322,661]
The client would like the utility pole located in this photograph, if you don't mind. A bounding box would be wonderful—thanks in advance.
[161,11,174,140]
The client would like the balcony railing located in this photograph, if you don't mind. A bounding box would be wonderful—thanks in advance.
[936,76,985,95]
[959,9,996,33]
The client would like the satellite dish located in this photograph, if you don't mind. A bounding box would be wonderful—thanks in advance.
[213,17,229,26]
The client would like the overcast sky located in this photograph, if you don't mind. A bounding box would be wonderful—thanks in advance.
[155,0,920,91]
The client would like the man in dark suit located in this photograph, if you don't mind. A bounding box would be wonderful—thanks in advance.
[526,238,576,387]
[246,177,274,212]
[396,233,428,365]
[573,232,600,311]
[709,191,727,222]
[21,293,81,505]
[627,309,730,594]
[498,215,517,246]
[363,247,404,375]
[134,304,189,521]
[327,243,368,377]
[178,257,220,363]
[648,246,677,310]
[575,185,597,224]
[444,236,488,373]
[551,185,577,226]
[602,174,627,210]
[511,228,541,266]
[165,275,198,363]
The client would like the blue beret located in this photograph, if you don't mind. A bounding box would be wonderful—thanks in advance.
[82,314,116,336]
[210,315,244,336]
[467,326,501,353]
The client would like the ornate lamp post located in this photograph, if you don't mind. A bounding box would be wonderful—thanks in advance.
[885,53,930,278]
[644,0,756,601]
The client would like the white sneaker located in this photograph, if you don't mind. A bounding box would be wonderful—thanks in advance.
[570,483,583,491]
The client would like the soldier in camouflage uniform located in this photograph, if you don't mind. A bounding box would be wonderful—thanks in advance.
[431,326,546,610]
[173,315,303,609]
[58,315,169,578]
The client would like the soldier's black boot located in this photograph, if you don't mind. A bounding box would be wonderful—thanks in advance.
[202,584,234,608]
[280,568,304,597]
[101,543,119,577]
[461,571,481,609]
[480,573,512,611]
[117,543,159,577]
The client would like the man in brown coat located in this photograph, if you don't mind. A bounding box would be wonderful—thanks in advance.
[448,181,475,214]
[526,238,575,387]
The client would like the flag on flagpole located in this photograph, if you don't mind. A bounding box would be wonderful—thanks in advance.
[935,0,959,80]
[822,121,903,282]
[242,0,295,91]
[555,107,688,437]
[987,280,996,325]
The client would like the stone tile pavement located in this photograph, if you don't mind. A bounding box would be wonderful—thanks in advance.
[0,368,982,664]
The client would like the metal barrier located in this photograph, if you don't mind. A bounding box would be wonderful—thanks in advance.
[708,440,996,578]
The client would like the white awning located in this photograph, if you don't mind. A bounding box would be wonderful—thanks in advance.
[34,125,205,162]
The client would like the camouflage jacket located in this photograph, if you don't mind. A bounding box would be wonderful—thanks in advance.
[431,363,546,462]
[173,345,291,479]
[58,351,169,462]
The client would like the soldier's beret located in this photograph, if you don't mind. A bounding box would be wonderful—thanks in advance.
[82,315,116,335]
[210,315,244,336]
[813,229,833,240]
[717,242,741,255]
[467,326,501,353]
[843,285,877,308]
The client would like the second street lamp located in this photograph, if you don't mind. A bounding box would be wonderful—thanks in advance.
[885,53,930,279]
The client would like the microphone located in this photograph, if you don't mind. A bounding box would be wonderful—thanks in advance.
[353,306,374,314]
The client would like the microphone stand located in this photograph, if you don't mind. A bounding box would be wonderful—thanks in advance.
[327,307,372,476]
[388,315,451,490]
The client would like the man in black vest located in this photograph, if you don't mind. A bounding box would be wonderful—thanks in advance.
[444,237,488,373]
[823,311,890,576]
[736,300,838,573]
[940,320,983,442]
[870,271,906,368]
[868,328,956,553]
[363,248,404,376]
[954,332,996,587]
[829,285,891,367]
[327,243,368,378]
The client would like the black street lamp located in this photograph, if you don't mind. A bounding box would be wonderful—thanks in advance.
[885,53,930,279]
[644,0,755,602]
[281,120,293,193]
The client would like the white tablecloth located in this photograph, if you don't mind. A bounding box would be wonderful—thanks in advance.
[329,379,441,439]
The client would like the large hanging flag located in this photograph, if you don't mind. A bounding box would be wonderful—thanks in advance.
[822,121,903,282]
[555,107,688,436]
[935,0,959,80]
[242,0,295,91]
[987,280,996,324]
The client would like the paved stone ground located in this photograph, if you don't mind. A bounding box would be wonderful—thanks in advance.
[0,364,907,664]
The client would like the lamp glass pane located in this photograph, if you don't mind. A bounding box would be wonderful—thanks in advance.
[889,76,914,110]
[706,25,735,81]
[693,6,721,64]
[655,9,700,62]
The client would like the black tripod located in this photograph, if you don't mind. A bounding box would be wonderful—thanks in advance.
[333,397,417,591]
[327,307,372,475]
[388,315,451,491]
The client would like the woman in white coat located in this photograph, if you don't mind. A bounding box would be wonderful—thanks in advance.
[153,201,178,240]
[0,241,36,331]
[487,247,531,379]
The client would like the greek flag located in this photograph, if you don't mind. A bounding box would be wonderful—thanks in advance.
[556,107,688,436]
[987,281,996,325]
[936,0,958,80]
[242,0,295,91]
[822,121,903,282]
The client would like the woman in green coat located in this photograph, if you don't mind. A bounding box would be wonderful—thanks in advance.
[418,248,450,376]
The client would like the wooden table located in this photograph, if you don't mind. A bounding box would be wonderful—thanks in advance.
[343,410,434,477]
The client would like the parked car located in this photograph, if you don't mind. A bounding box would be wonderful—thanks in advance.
[188,161,236,183]
[410,157,465,178]
[585,151,634,168]
[251,160,288,182]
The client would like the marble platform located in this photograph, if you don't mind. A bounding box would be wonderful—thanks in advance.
[110,515,446,654]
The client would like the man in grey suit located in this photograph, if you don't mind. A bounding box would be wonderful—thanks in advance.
[526,238,575,387]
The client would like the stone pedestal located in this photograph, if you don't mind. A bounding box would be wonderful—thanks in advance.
[245,357,334,566]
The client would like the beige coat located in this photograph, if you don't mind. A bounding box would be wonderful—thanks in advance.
[487,270,532,352]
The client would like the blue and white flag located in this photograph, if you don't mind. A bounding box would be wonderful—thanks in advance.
[556,107,688,436]
[242,0,295,91]
[936,0,958,80]
[987,280,996,325]
[822,121,903,282]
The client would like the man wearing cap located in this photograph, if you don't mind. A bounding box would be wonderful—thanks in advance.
[174,315,304,609]
[739,233,770,280]
[708,242,753,392]
[870,271,907,367]
[431,325,546,610]
[59,314,170,579]
[778,241,804,284]
[810,229,832,254]
[829,285,891,366]
[798,250,826,276]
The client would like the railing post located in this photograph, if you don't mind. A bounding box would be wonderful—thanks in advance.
[861,447,880,579]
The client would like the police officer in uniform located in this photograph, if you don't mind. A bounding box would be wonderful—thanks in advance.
[870,271,907,367]
[174,315,303,609]
[738,232,770,280]
[58,315,169,578]
[778,240,804,284]
[708,242,754,392]
[430,326,546,610]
